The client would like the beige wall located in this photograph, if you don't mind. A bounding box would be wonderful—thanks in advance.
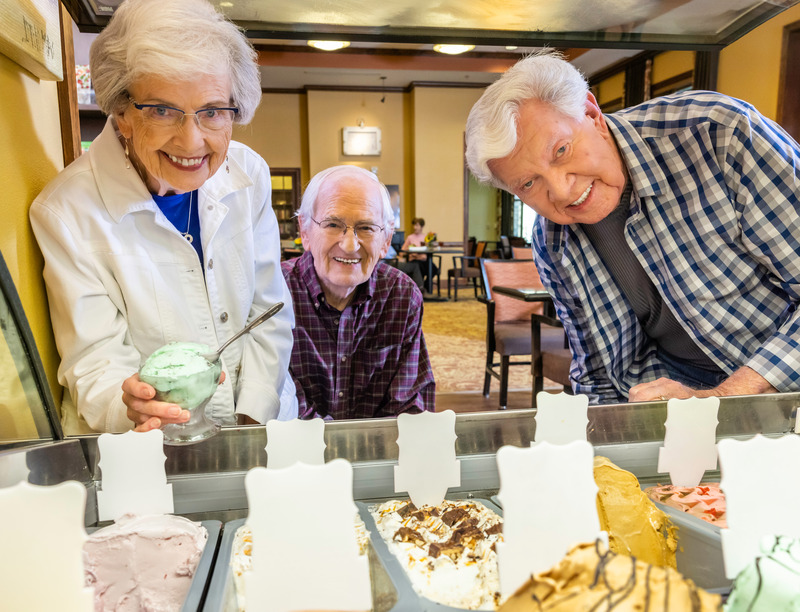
[412,87,484,244]
[718,3,800,120]
[233,92,307,182]
[0,52,64,425]
[306,89,407,221]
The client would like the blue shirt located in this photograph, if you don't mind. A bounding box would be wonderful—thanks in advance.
[533,91,800,404]
[152,190,203,262]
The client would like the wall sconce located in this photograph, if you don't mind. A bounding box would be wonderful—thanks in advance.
[342,126,381,156]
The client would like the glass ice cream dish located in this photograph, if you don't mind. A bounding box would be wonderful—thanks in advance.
[139,342,223,445]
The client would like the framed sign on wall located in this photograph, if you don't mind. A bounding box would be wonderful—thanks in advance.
[0,0,62,80]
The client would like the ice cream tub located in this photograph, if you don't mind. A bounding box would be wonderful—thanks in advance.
[85,517,221,612]
[651,501,730,592]
[359,498,505,612]
[204,517,408,612]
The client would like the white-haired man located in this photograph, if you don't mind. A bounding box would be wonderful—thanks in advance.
[466,52,800,404]
[282,166,435,419]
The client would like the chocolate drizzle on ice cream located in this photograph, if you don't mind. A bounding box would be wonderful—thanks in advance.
[497,540,721,611]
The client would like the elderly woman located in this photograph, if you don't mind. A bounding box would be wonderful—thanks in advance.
[29,0,294,433]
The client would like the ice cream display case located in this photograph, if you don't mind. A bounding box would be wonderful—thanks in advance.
[2,395,799,598]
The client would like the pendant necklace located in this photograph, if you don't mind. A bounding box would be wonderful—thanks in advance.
[182,191,194,244]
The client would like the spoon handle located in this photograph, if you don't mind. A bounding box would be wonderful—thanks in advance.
[214,301,284,358]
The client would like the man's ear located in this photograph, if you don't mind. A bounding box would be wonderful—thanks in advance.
[379,230,392,259]
[584,91,609,134]
[298,216,310,250]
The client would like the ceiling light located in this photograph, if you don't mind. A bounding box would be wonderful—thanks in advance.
[307,41,351,51]
[505,46,518,50]
[433,44,475,55]
[218,1,233,7]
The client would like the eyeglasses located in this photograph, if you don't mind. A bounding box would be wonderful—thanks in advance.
[129,99,239,131]
[310,216,386,240]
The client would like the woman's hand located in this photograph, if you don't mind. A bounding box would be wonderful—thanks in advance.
[122,373,190,432]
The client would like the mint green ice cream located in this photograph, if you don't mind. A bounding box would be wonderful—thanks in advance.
[139,342,221,409]
[725,535,800,612]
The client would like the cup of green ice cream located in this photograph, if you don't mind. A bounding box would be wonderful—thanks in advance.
[139,342,223,445]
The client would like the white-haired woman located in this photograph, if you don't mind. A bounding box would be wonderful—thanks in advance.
[30,0,294,433]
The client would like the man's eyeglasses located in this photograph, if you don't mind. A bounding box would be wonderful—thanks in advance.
[129,99,239,131]
[310,217,386,240]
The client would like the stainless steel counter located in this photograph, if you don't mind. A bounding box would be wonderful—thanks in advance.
[2,392,798,525]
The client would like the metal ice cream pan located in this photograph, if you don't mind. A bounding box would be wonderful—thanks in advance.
[358,498,504,612]
[86,518,221,612]
[203,517,408,612]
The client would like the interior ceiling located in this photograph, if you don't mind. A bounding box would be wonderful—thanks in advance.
[70,0,799,91]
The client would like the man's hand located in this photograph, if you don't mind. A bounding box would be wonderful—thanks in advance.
[628,366,777,403]
[122,373,190,432]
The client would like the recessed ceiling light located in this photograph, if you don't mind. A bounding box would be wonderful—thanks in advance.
[433,44,475,55]
[219,1,233,6]
[505,46,518,51]
[307,41,351,51]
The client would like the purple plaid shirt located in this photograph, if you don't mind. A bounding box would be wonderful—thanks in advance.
[282,251,435,419]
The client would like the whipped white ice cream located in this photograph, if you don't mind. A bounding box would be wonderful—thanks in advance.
[371,499,504,610]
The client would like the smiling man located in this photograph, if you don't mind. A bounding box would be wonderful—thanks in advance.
[465,51,800,405]
[281,166,435,419]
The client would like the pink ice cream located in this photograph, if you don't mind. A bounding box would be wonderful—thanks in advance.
[645,484,726,528]
[83,514,208,612]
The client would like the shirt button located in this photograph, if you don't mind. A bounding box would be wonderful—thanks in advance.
[208,258,214,270]
[207,205,213,211]
[338,391,344,398]
[334,318,340,325]
[314,302,319,309]
[341,356,346,362]
[220,312,229,323]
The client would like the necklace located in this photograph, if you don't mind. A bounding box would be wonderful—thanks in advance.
[182,191,194,244]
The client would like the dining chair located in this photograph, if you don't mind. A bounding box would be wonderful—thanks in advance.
[531,310,572,403]
[511,246,533,260]
[448,240,485,301]
[478,258,569,409]
[499,235,512,259]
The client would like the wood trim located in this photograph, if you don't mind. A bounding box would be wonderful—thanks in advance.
[693,50,719,90]
[652,70,694,94]
[57,4,81,166]
[777,20,800,138]
[587,50,658,85]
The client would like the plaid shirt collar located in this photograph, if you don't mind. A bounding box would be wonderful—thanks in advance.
[294,250,378,309]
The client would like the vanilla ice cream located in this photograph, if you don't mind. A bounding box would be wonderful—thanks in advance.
[370,499,504,610]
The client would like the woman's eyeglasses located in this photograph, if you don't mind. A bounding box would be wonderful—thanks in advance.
[129,99,239,131]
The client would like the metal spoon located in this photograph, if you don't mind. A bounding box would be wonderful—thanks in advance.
[201,301,284,363]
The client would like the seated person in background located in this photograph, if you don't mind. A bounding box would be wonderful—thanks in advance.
[465,50,800,404]
[400,217,438,283]
[282,166,436,419]
[384,244,425,291]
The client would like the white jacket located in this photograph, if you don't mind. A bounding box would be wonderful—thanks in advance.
[30,119,295,433]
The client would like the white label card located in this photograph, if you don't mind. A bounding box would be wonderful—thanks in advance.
[496,441,606,597]
[244,460,371,612]
[0,481,94,611]
[533,392,589,445]
[719,434,800,578]
[96,429,173,521]
[266,418,326,468]
[394,410,460,507]
[657,396,719,487]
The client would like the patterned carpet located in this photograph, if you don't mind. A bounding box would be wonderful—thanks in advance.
[421,299,538,393]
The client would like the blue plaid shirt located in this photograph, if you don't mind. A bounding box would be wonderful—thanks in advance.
[533,91,800,404]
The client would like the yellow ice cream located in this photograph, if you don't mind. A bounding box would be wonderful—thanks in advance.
[498,540,720,611]
[593,456,677,569]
